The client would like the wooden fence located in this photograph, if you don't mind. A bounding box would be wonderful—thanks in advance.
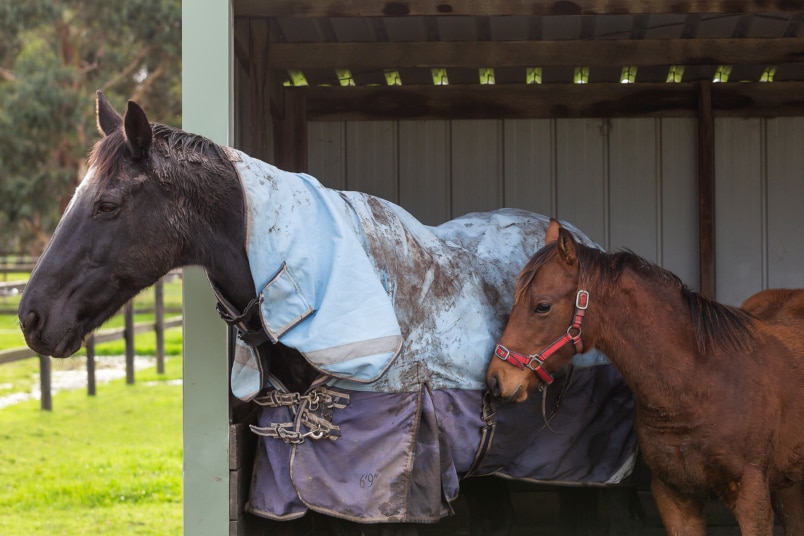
[0,256,36,279]
[0,274,182,410]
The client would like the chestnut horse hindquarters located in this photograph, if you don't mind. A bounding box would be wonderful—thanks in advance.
[226,149,637,522]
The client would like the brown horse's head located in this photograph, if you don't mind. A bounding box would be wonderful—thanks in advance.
[19,92,241,358]
[486,219,586,402]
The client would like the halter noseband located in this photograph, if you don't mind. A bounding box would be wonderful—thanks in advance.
[494,290,589,385]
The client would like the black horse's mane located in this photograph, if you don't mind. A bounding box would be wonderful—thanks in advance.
[88,122,232,188]
[86,122,244,263]
[516,239,756,356]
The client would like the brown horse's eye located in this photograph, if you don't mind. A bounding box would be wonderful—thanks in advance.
[534,303,551,314]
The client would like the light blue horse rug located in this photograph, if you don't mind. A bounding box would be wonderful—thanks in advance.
[217,148,637,523]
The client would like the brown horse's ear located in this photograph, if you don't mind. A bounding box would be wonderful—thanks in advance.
[555,227,578,267]
[544,218,562,245]
[124,100,153,159]
[96,91,122,137]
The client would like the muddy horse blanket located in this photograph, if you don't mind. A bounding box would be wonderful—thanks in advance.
[222,149,637,523]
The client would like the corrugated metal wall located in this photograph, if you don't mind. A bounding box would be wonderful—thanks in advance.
[307,117,804,306]
[715,117,804,305]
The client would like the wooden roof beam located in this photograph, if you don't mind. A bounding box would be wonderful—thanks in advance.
[266,38,804,70]
[233,0,804,18]
[300,81,804,120]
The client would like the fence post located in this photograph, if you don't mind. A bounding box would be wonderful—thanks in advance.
[39,354,52,411]
[125,301,135,384]
[155,279,165,374]
[86,335,96,396]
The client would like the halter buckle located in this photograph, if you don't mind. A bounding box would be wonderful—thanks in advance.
[494,344,525,370]
[495,344,510,360]
[576,290,589,310]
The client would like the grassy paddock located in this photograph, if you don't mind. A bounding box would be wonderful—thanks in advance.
[0,357,183,535]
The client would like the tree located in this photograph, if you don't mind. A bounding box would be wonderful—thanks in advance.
[0,0,181,254]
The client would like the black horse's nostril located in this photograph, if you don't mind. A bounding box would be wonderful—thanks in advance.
[488,373,502,398]
[21,310,40,334]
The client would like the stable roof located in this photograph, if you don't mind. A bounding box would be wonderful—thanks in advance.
[232,1,804,119]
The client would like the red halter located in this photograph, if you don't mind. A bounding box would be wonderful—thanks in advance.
[494,290,589,385]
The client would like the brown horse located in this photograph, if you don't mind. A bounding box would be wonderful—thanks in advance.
[486,219,804,535]
[743,288,804,332]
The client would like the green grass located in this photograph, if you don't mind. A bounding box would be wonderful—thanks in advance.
[0,357,183,535]
[0,358,42,396]
[0,275,185,533]
[86,326,184,358]
[0,272,29,281]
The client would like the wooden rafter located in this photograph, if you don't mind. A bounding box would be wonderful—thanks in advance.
[233,0,804,17]
[697,81,715,298]
[266,38,804,70]
[300,82,804,120]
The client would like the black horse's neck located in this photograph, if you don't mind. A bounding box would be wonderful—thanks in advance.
[173,141,317,393]
[186,160,255,310]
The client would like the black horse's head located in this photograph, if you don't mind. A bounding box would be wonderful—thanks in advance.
[18,92,223,357]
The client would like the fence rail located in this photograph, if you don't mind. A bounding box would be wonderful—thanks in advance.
[0,272,182,410]
[0,256,37,276]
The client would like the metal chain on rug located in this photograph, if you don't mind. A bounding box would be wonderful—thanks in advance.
[249,387,350,444]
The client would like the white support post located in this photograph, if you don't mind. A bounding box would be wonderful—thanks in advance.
[182,1,232,535]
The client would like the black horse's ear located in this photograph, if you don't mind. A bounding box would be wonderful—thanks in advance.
[555,227,578,267]
[96,91,122,136]
[124,100,152,159]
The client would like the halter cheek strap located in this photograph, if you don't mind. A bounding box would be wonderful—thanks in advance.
[494,290,589,385]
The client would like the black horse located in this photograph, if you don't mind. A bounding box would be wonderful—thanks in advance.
[19,93,636,534]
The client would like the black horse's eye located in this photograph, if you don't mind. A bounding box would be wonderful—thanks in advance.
[534,302,551,314]
[96,202,119,215]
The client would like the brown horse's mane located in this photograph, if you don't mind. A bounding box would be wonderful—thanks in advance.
[516,240,756,356]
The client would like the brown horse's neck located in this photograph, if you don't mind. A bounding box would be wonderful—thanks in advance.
[584,269,708,409]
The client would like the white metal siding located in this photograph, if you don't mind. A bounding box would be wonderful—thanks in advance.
[399,120,451,225]
[555,119,608,247]
[715,117,804,305]
[451,120,503,216]
[502,119,555,217]
[609,118,660,261]
[308,117,803,302]
[345,121,398,201]
[308,122,346,190]
[715,118,764,305]
[766,118,804,289]
[659,119,699,289]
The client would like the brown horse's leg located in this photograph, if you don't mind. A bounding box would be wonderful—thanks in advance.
[730,470,774,536]
[772,483,804,535]
[650,478,706,536]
